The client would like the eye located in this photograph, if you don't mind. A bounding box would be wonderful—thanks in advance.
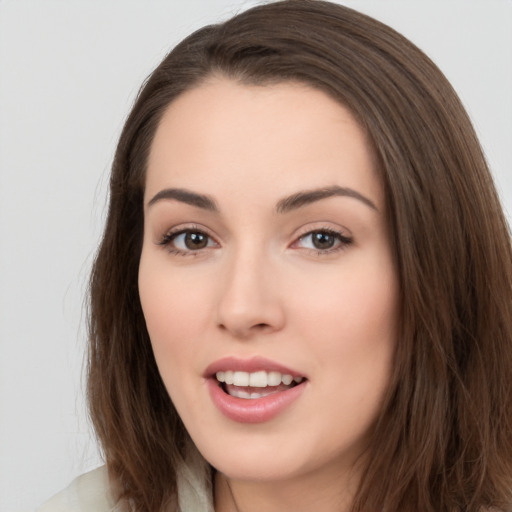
[158,227,217,254]
[295,229,352,252]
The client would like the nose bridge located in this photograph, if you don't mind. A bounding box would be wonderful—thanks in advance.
[216,241,284,337]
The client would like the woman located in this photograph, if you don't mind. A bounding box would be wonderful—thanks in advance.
[39,1,512,511]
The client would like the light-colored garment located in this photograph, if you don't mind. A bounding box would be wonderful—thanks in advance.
[36,466,120,512]
[37,447,214,512]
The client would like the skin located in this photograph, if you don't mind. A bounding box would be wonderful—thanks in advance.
[138,78,399,512]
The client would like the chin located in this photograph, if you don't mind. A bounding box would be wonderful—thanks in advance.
[190,424,364,485]
[191,430,307,481]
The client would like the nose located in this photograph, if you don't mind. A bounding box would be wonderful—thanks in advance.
[216,249,285,339]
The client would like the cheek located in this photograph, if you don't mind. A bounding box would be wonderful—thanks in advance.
[293,256,397,344]
[138,257,212,380]
[290,257,398,395]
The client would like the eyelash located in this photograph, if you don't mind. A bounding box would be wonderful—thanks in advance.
[294,227,353,255]
[157,226,353,256]
[157,225,216,257]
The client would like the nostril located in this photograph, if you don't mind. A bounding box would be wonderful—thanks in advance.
[216,321,272,338]
[254,323,272,331]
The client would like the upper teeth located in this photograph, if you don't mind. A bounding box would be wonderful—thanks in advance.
[215,370,303,387]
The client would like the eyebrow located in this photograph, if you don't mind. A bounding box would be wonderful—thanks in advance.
[147,185,377,213]
[147,188,219,211]
[275,185,377,213]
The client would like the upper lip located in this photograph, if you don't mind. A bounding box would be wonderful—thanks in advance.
[204,356,306,379]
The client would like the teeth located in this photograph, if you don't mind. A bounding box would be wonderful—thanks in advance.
[268,371,281,386]
[249,370,267,387]
[282,374,293,385]
[233,371,249,386]
[215,370,304,387]
[228,387,280,399]
[229,388,252,399]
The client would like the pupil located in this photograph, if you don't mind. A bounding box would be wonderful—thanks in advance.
[185,232,208,250]
[313,232,335,249]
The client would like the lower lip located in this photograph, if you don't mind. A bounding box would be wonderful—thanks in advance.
[207,378,306,423]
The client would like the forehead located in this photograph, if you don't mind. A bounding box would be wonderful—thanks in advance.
[145,78,383,209]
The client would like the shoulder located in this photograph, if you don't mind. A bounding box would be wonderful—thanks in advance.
[37,466,122,512]
[37,446,214,512]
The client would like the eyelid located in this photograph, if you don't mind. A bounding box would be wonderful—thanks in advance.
[154,222,352,256]
[289,224,353,254]
[291,222,352,241]
[156,223,220,255]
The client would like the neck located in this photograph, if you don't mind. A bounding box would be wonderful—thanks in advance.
[213,462,360,512]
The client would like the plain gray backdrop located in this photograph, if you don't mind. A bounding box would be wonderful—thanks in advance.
[0,1,511,510]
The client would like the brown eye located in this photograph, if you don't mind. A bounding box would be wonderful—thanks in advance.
[296,229,353,253]
[183,231,209,250]
[160,229,216,253]
[311,231,337,250]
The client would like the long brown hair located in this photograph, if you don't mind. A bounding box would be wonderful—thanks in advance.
[87,1,512,510]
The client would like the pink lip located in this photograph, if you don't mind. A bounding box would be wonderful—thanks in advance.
[204,356,305,378]
[204,356,307,424]
[207,378,306,423]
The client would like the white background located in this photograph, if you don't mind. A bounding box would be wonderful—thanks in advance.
[0,1,510,510]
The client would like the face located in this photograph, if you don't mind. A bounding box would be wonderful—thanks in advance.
[139,78,398,485]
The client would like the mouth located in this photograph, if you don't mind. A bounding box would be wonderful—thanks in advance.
[204,356,307,422]
[215,370,305,399]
